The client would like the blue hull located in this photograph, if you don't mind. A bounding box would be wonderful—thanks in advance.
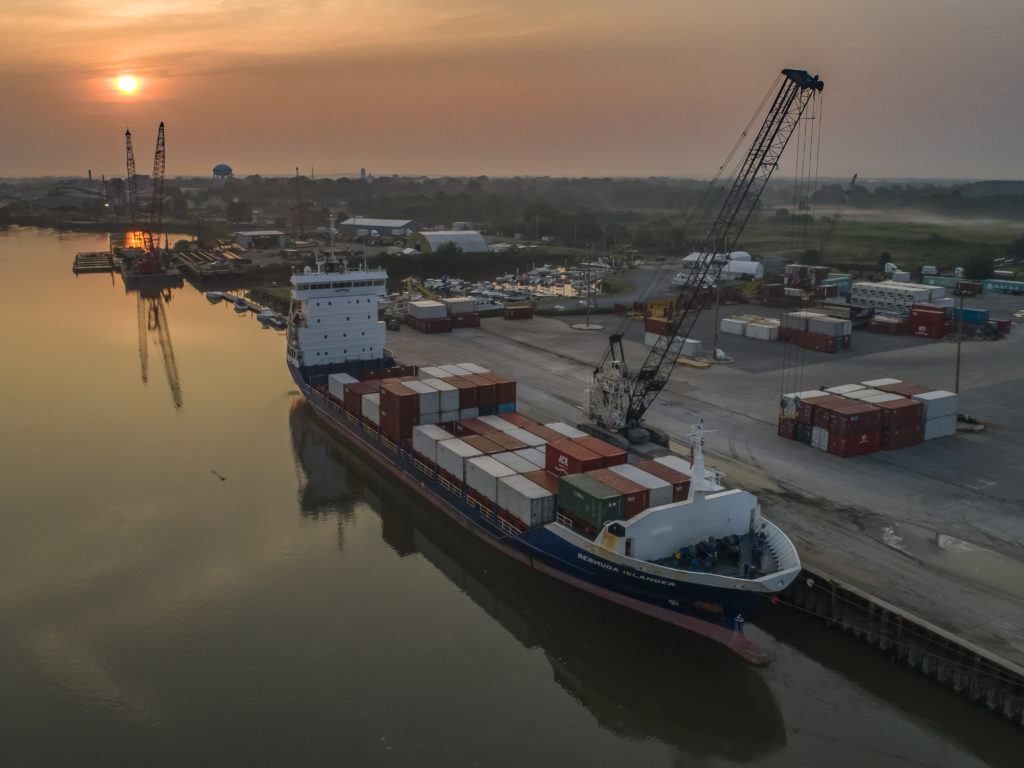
[289,365,779,662]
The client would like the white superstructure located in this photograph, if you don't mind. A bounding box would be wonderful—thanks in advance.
[287,217,389,370]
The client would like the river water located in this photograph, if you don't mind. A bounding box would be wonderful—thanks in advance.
[0,226,1020,767]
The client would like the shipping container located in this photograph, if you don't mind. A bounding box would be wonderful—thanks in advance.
[362,392,380,425]
[828,430,882,458]
[573,436,628,468]
[487,431,529,453]
[461,434,504,455]
[327,372,359,399]
[476,371,516,404]
[466,455,518,503]
[503,427,546,448]
[608,464,673,508]
[558,474,624,529]
[421,378,459,412]
[477,414,516,432]
[514,447,547,470]
[448,377,479,409]
[436,438,483,483]
[454,363,489,374]
[525,424,566,443]
[499,412,538,429]
[795,422,813,445]
[455,417,497,437]
[843,388,888,401]
[546,439,604,476]
[912,390,957,420]
[652,455,726,492]
[465,374,497,408]
[877,382,933,397]
[826,383,865,395]
[798,393,846,424]
[408,300,447,320]
[860,378,902,388]
[451,313,480,328]
[632,460,690,502]
[411,424,454,465]
[492,450,540,475]
[882,423,923,450]
[503,306,534,320]
[523,469,560,496]
[458,407,480,420]
[545,422,588,440]
[442,297,476,315]
[587,468,649,519]
[811,426,829,451]
[418,366,451,380]
[824,400,882,435]
[497,474,555,528]
[343,379,381,416]
[778,415,797,439]
[441,365,473,377]
[923,414,957,440]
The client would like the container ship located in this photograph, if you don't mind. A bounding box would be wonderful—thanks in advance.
[285,247,801,663]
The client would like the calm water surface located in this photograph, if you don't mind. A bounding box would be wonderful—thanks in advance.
[0,226,1021,767]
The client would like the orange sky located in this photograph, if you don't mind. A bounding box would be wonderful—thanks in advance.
[1,0,1022,179]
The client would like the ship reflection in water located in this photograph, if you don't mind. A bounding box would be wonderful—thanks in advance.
[289,401,786,762]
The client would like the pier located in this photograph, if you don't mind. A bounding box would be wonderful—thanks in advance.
[72,251,115,273]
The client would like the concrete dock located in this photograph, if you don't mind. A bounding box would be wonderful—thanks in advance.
[383,281,1024,710]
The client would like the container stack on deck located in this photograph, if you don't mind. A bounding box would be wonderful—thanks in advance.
[778,378,957,457]
[442,297,480,328]
[778,311,852,353]
[322,361,708,536]
[406,301,452,333]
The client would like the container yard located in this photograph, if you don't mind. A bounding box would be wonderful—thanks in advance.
[377,295,1024,721]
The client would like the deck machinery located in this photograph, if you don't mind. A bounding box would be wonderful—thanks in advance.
[584,68,824,442]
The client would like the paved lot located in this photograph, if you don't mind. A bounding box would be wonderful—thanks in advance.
[386,285,1024,669]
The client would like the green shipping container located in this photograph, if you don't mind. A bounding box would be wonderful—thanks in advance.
[558,474,624,528]
[921,275,958,288]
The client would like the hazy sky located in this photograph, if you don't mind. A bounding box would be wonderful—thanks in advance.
[1,0,1022,179]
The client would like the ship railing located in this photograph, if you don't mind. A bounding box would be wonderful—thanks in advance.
[343,412,357,425]
[555,512,575,531]
[497,517,521,538]
[379,435,398,454]
[412,458,433,476]
[466,495,493,520]
[437,476,461,497]
[762,520,800,572]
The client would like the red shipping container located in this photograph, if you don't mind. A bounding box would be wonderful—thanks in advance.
[523,469,560,496]
[546,439,603,476]
[799,331,836,353]
[343,380,381,416]
[478,371,516,404]
[645,317,668,334]
[573,436,627,468]
[499,412,538,429]
[461,434,504,455]
[874,398,924,429]
[877,382,933,397]
[587,468,649,519]
[633,460,690,502]
[455,417,497,436]
[882,423,923,450]
[380,383,419,416]
[778,415,797,439]
[828,430,882,458]
[448,377,479,409]
[525,424,564,443]
[380,410,418,442]
[798,393,844,423]
[827,401,882,435]
[992,318,1012,334]
[463,374,497,407]
[451,313,480,328]
[503,306,533,320]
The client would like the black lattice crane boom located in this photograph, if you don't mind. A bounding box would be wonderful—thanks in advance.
[149,122,166,254]
[584,68,824,437]
[125,129,140,227]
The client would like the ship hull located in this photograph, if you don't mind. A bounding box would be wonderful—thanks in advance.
[288,363,790,663]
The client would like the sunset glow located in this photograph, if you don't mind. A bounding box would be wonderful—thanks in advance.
[115,76,138,94]
[0,1,1021,178]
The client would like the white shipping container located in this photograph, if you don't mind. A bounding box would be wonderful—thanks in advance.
[408,300,447,320]
[681,338,703,357]
[811,426,829,450]
[403,379,440,415]
[440,410,459,423]
[478,415,516,432]
[745,322,778,341]
[362,393,380,424]
[443,298,476,314]
[436,438,483,482]
[412,424,455,464]
[862,393,904,404]
[441,364,473,376]
[860,378,902,388]
[844,388,887,401]
[327,372,359,399]
[505,427,546,448]
[913,390,957,420]
[514,447,547,468]
[419,366,451,380]
[492,451,539,474]
[423,378,459,411]
[923,413,957,440]
[826,383,864,395]
[459,407,480,420]
[455,362,490,374]
[497,474,556,528]
[720,317,748,336]
[420,412,440,426]
[609,464,672,508]
[466,455,517,502]
[892,271,910,282]
[545,422,588,440]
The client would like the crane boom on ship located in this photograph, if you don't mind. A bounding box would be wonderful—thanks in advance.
[584,68,824,441]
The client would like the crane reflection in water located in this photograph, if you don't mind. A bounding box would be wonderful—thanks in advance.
[136,287,183,409]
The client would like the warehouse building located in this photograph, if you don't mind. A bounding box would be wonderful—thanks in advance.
[339,217,422,237]
[406,230,488,254]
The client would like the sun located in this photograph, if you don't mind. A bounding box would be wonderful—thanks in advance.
[115,76,139,94]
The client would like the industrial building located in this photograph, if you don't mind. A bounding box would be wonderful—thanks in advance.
[406,230,489,254]
[236,230,287,250]
[339,217,422,237]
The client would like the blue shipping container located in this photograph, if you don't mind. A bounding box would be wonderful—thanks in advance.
[953,307,990,324]
[983,278,1024,294]
[497,402,516,414]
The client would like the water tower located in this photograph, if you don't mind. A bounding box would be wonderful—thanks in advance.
[213,163,233,179]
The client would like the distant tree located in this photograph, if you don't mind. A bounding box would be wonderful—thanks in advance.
[803,248,822,265]
[962,254,995,280]
[877,250,891,270]
[1005,237,1024,262]
[434,242,463,258]
[173,239,191,253]
[226,200,252,223]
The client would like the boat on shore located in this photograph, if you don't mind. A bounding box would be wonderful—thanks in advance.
[284,221,800,663]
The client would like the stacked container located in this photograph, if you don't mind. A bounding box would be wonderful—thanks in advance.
[379,382,420,442]
[586,468,649,519]
[412,424,455,465]
[497,475,555,528]
[908,305,949,338]
[503,306,533,320]
[558,474,624,531]
[573,436,627,468]
[914,390,958,440]
[546,439,603,476]
[465,455,517,506]
[436,438,483,484]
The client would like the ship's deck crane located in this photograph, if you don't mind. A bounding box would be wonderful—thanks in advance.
[584,68,824,442]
